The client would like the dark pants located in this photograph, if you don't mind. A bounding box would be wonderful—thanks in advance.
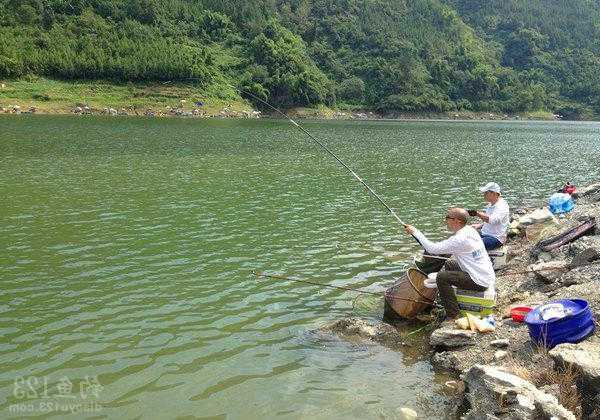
[436,261,487,319]
[480,234,503,250]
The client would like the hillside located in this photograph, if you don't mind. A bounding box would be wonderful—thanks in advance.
[1,0,600,118]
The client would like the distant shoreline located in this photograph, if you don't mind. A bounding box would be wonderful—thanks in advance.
[0,77,589,122]
[0,108,583,123]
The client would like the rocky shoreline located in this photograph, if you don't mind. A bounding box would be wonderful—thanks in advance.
[0,102,562,122]
[320,182,600,419]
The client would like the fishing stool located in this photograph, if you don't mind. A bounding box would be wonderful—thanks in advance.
[454,287,496,317]
[488,245,508,271]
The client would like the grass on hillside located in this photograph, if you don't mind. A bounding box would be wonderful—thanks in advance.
[0,76,252,114]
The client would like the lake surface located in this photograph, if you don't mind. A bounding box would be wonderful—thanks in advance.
[1,116,599,419]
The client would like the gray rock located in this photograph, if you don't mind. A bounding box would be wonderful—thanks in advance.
[559,262,600,286]
[494,350,508,361]
[318,317,404,346]
[573,182,600,199]
[430,327,476,349]
[432,351,467,373]
[462,364,576,419]
[528,260,569,283]
[569,248,600,268]
[539,383,561,401]
[549,340,600,417]
[569,235,600,257]
[491,338,510,348]
[397,407,418,420]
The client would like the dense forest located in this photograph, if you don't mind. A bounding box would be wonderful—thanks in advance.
[1,0,600,118]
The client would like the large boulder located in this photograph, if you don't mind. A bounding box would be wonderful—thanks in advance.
[430,326,477,349]
[549,340,600,418]
[528,260,569,283]
[462,364,576,419]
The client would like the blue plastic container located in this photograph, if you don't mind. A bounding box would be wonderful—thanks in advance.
[548,193,575,214]
[525,299,596,348]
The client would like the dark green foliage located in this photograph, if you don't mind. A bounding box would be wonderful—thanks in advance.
[242,20,332,106]
[1,0,600,115]
[444,0,600,115]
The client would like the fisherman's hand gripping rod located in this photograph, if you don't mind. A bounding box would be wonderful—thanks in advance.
[233,85,408,228]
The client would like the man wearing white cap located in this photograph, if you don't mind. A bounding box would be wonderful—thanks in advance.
[469,182,510,250]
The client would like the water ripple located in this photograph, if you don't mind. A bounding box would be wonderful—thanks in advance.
[2,117,599,418]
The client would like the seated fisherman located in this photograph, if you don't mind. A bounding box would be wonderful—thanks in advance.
[561,182,576,195]
[404,208,495,319]
[469,182,509,250]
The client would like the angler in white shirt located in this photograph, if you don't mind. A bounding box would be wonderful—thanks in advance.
[404,207,496,319]
[468,182,510,250]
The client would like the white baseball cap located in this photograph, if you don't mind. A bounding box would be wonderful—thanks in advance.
[479,182,501,193]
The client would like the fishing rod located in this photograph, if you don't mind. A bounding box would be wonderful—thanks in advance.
[232,85,407,227]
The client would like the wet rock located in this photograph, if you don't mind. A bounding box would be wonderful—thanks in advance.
[430,327,476,349]
[491,338,510,348]
[549,340,600,417]
[397,407,418,419]
[444,380,465,393]
[432,351,467,373]
[462,364,576,419]
[318,317,404,346]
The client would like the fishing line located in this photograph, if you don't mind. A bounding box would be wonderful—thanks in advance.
[252,271,433,305]
[231,85,407,227]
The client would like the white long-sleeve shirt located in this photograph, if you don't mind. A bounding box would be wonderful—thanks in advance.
[481,197,510,243]
[412,225,495,290]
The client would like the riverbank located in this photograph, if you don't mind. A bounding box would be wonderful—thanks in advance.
[0,77,563,121]
[322,181,600,419]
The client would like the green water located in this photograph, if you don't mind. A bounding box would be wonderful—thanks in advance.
[1,116,599,419]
